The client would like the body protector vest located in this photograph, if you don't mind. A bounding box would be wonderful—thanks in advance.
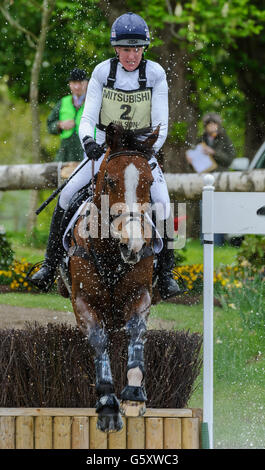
[59,95,85,140]
[98,58,152,133]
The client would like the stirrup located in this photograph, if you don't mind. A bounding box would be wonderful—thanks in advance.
[26,261,56,292]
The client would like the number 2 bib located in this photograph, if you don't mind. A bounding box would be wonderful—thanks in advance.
[98,58,152,132]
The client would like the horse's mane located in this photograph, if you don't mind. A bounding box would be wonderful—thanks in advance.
[106,123,158,157]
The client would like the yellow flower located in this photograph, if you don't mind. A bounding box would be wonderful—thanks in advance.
[228,303,237,310]
[234,280,243,288]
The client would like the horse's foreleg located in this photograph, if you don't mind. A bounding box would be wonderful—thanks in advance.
[89,324,113,395]
[120,289,151,417]
[73,296,122,432]
[90,325,123,433]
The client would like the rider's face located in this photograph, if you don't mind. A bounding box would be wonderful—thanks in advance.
[115,46,143,72]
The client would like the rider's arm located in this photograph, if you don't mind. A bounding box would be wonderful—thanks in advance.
[78,63,107,159]
[148,63,169,154]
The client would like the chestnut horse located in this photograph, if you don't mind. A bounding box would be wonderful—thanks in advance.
[65,124,159,433]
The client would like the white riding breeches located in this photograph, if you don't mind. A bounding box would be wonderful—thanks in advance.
[59,154,170,220]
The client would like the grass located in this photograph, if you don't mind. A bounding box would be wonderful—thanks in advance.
[151,301,265,449]
[181,238,239,267]
[0,292,72,312]
[11,240,45,265]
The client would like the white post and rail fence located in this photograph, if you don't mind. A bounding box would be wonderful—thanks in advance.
[1,162,265,196]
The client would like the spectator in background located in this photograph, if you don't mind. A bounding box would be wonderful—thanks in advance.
[186,112,235,171]
[47,68,88,162]
[186,113,236,245]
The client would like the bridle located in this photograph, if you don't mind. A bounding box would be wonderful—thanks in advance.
[107,149,152,163]
[69,148,155,288]
[103,149,153,235]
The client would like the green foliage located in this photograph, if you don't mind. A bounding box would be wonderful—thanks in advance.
[1,0,265,161]
[0,230,14,269]
[169,121,188,144]
[174,245,186,265]
[236,234,265,268]
[0,0,111,103]
[130,0,265,154]
[0,79,33,164]
[0,82,58,165]
[216,266,265,336]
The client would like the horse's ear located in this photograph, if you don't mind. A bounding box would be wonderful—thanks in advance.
[106,122,123,150]
[143,125,160,149]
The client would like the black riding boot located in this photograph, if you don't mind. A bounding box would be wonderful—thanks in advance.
[30,203,65,291]
[157,231,182,300]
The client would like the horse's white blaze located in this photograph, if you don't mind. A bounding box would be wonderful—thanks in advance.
[124,163,144,252]
[125,163,139,209]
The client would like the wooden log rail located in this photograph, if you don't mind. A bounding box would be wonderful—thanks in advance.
[0,408,202,449]
[1,162,265,199]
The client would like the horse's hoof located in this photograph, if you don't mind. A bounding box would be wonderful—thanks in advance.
[96,393,123,433]
[96,412,123,433]
[120,385,147,417]
[120,400,146,417]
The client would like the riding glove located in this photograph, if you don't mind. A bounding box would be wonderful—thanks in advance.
[83,136,103,161]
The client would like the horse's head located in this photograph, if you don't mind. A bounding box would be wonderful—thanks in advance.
[102,123,159,264]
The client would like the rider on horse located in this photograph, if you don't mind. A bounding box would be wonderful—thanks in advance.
[31,12,181,300]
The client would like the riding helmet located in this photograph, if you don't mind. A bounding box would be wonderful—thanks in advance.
[110,12,150,47]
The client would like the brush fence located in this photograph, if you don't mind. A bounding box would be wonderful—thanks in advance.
[0,408,202,449]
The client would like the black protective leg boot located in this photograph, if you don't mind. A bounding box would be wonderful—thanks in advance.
[157,229,183,300]
[29,204,65,291]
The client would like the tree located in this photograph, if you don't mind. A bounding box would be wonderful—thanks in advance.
[0,0,110,232]
[1,0,265,171]
[158,0,265,160]
[0,0,56,233]
[0,0,56,162]
[0,1,110,103]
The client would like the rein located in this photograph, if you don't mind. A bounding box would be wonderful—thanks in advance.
[107,149,152,162]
